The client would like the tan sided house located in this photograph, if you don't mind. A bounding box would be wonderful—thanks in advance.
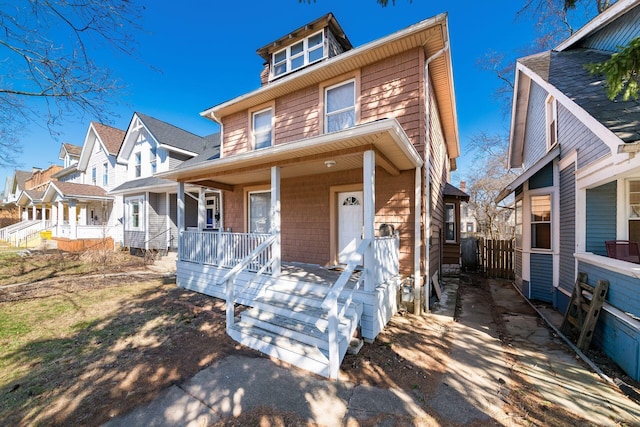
[161,13,462,378]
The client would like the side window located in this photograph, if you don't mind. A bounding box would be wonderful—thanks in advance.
[515,198,523,249]
[125,196,144,231]
[445,203,456,242]
[248,191,271,233]
[531,194,551,250]
[628,181,640,242]
[134,152,142,178]
[102,162,108,186]
[150,145,157,174]
[325,80,355,133]
[91,167,97,185]
[252,108,273,150]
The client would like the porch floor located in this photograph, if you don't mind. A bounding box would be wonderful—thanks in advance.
[277,262,361,288]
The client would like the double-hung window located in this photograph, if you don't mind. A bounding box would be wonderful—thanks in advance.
[515,198,523,249]
[325,80,355,133]
[252,108,273,150]
[91,167,97,185]
[445,203,456,242]
[134,152,142,178]
[102,162,108,186]
[531,194,551,250]
[272,31,325,78]
[628,181,640,242]
[126,196,144,231]
[546,95,558,150]
[150,145,157,174]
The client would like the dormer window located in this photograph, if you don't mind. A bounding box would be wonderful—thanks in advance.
[272,30,325,78]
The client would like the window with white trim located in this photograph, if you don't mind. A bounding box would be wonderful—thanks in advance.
[102,162,108,186]
[515,198,523,249]
[628,180,640,242]
[134,152,141,178]
[445,203,456,242]
[205,192,221,229]
[248,191,270,233]
[91,167,97,185]
[252,108,273,150]
[546,95,558,150]
[125,196,145,231]
[272,30,325,78]
[325,80,355,133]
[531,194,551,249]
[150,145,157,174]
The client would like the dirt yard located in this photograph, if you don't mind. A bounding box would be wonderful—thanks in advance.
[1,250,638,426]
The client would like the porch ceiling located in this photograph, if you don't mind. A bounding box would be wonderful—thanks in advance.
[160,118,423,188]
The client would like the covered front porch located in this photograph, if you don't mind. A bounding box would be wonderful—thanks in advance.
[166,119,423,378]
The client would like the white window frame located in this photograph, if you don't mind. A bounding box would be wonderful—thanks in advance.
[546,95,558,151]
[627,180,640,241]
[445,203,456,243]
[205,191,222,229]
[102,162,108,186]
[515,197,523,249]
[530,192,552,251]
[150,145,157,174]
[324,79,356,134]
[251,108,273,150]
[271,30,325,79]
[134,152,142,178]
[247,190,271,234]
[91,167,97,185]
[125,196,145,231]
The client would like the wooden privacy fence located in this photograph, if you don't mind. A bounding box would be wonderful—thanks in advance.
[480,239,514,279]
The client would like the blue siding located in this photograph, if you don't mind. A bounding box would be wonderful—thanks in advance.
[578,262,640,317]
[559,165,575,294]
[558,105,609,169]
[530,253,553,302]
[586,182,617,256]
[529,162,554,189]
[581,5,640,53]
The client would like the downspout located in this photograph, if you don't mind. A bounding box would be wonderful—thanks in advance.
[422,41,449,315]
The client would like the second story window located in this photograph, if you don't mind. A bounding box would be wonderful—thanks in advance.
[325,80,355,133]
[150,145,157,174]
[273,30,325,78]
[252,108,273,150]
[103,162,108,186]
[546,95,558,150]
[91,167,97,185]
[135,152,141,178]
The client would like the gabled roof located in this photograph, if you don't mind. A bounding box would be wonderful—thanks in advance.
[52,165,79,179]
[14,170,32,191]
[16,190,44,206]
[117,112,208,163]
[202,13,459,163]
[43,181,110,203]
[443,182,470,201]
[59,143,82,160]
[91,122,126,156]
[108,176,180,195]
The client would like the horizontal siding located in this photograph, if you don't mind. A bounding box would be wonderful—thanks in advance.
[582,5,640,52]
[577,262,640,318]
[124,230,145,249]
[558,104,609,169]
[529,162,553,189]
[522,81,548,169]
[530,253,553,302]
[559,165,576,293]
[586,181,617,256]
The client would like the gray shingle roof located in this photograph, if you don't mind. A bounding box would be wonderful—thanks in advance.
[92,122,125,155]
[176,133,221,169]
[444,182,470,201]
[52,182,108,198]
[521,48,640,144]
[109,176,178,194]
[136,112,208,155]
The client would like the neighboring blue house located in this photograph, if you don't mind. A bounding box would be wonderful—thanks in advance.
[498,0,640,380]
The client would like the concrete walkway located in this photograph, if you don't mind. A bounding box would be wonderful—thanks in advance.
[103,275,640,426]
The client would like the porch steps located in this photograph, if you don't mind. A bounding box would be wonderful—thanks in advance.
[228,279,362,378]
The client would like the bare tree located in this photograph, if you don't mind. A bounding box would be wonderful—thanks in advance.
[0,0,144,167]
[464,133,520,240]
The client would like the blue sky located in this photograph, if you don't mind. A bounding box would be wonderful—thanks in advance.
[1,0,573,188]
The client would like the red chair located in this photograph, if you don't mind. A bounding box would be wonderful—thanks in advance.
[605,240,640,263]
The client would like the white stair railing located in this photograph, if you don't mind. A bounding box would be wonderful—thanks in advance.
[321,238,371,380]
[0,220,38,242]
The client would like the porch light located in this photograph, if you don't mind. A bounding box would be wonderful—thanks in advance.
[324,160,336,168]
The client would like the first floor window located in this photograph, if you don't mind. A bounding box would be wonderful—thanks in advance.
[445,203,456,242]
[205,193,221,229]
[126,197,144,231]
[531,194,551,249]
[248,191,270,233]
[629,180,640,242]
[515,198,523,249]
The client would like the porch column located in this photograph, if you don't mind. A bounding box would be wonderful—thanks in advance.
[415,166,423,315]
[69,200,77,239]
[40,204,46,227]
[31,205,36,221]
[363,150,375,292]
[79,205,87,226]
[177,182,185,232]
[51,203,57,234]
[271,166,281,277]
[197,187,206,229]
[57,201,64,235]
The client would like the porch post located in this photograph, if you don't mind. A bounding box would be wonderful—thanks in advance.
[40,204,46,228]
[415,166,423,315]
[177,182,185,259]
[31,205,36,221]
[197,187,206,229]
[271,166,281,277]
[364,150,375,292]
[51,203,57,234]
[79,205,87,226]
[57,201,64,235]
[69,200,77,239]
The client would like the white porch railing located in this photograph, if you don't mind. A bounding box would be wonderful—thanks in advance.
[373,233,400,285]
[322,238,371,380]
[179,230,273,272]
[5,221,51,247]
[0,220,39,242]
[56,224,110,239]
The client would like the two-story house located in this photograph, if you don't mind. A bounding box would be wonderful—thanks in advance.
[109,112,220,253]
[497,0,640,381]
[161,13,462,379]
